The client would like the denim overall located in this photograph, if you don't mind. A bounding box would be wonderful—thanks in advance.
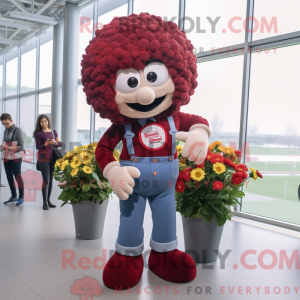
[116,116,180,256]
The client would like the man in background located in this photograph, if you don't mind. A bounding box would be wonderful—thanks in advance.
[1,113,25,206]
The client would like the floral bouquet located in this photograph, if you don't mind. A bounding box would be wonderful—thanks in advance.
[53,142,118,206]
[175,141,263,226]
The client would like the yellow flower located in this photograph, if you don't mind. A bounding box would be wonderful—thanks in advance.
[208,141,222,151]
[78,151,92,164]
[222,146,235,155]
[60,160,69,171]
[92,142,98,147]
[176,145,183,154]
[191,168,206,181]
[113,149,120,161]
[64,151,76,159]
[71,167,79,177]
[249,167,258,180]
[56,158,64,164]
[179,157,186,167]
[73,146,83,153]
[70,156,81,168]
[213,162,226,174]
[54,161,61,168]
[82,166,92,174]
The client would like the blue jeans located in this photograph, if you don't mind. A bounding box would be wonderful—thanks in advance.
[116,156,179,256]
[4,158,24,199]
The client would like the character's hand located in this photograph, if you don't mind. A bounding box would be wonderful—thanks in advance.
[106,165,140,200]
[176,127,209,164]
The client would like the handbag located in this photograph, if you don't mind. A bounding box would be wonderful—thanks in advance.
[50,130,64,162]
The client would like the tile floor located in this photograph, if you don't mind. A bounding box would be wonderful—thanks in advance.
[0,162,300,300]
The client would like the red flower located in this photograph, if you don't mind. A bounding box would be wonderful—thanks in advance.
[212,181,224,191]
[256,170,263,178]
[235,150,241,157]
[231,172,247,185]
[224,158,236,168]
[234,164,248,172]
[209,153,224,164]
[178,167,192,181]
[176,180,185,193]
[205,150,214,161]
[195,161,205,168]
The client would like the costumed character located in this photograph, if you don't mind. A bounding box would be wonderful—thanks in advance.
[81,12,211,290]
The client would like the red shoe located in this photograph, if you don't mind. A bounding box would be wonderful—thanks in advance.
[103,252,144,290]
[148,249,197,283]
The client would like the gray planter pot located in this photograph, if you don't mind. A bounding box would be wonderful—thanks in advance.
[181,215,224,263]
[72,199,109,240]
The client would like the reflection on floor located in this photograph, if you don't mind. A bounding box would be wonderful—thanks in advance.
[0,162,300,300]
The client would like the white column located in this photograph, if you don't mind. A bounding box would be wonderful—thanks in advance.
[51,17,64,137]
[61,1,80,152]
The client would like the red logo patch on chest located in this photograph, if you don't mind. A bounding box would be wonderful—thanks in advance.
[139,123,167,150]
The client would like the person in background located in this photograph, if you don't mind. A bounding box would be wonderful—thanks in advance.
[33,115,62,210]
[1,113,25,206]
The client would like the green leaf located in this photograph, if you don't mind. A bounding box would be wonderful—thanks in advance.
[92,172,103,189]
[216,214,227,227]
[82,183,91,192]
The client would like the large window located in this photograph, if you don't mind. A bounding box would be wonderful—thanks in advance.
[98,2,127,26]
[0,64,3,98]
[4,99,17,124]
[20,95,36,161]
[6,57,18,97]
[185,0,247,52]
[253,0,300,41]
[39,92,51,114]
[21,48,36,93]
[241,45,300,225]
[134,0,178,21]
[77,86,91,145]
[39,41,53,89]
[181,55,244,146]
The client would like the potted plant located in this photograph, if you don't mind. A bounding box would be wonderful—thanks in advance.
[175,141,263,263]
[53,142,116,240]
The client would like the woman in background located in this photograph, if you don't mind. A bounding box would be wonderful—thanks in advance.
[33,115,62,210]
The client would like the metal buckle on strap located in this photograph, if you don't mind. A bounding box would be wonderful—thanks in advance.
[124,131,135,139]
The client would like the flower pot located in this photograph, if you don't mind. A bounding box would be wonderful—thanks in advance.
[181,215,224,263]
[72,199,109,240]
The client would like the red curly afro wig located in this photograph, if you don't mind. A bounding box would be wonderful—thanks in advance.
[81,12,198,125]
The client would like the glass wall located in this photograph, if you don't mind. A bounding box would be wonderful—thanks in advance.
[39,92,51,114]
[39,41,53,89]
[21,48,36,93]
[241,45,300,225]
[0,64,3,98]
[77,86,91,145]
[185,0,247,52]
[0,0,298,229]
[20,95,36,162]
[4,99,17,124]
[6,57,18,97]
[134,0,178,21]
[253,0,300,41]
[182,55,244,147]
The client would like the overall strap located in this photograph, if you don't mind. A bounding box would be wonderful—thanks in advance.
[167,116,177,155]
[124,124,135,156]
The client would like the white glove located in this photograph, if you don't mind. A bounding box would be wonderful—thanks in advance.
[105,164,140,200]
[176,126,210,164]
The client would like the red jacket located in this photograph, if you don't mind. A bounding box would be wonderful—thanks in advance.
[95,111,209,172]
